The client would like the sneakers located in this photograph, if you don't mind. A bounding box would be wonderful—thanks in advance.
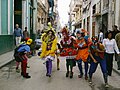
[16,67,20,73]
[23,75,31,78]
[21,72,31,79]
[88,79,92,84]
[85,76,88,80]
[46,73,51,77]
[66,71,69,77]
[78,74,83,78]
[57,68,60,70]
[105,83,109,88]
[70,72,73,79]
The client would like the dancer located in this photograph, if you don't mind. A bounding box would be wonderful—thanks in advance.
[14,39,32,78]
[88,36,109,87]
[75,29,90,80]
[40,27,57,77]
[60,27,77,78]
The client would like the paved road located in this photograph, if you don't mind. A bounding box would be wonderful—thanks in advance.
[0,56,120,90]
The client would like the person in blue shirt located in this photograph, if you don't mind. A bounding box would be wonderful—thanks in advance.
[17,39,32,78]
[14,24,23,46]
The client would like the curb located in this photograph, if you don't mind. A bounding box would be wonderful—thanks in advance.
[0,59,14,69]
[113,68,120,76]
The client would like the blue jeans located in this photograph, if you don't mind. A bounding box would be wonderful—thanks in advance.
[77,59,88,76]
[89,56,107,78]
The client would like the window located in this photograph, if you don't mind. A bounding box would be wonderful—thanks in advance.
[93,5,96,15]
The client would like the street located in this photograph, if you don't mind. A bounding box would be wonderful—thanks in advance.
[0,55,120,90]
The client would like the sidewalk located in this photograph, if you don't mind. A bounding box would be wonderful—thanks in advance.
[0,51,14,69]
[113,60,120,75]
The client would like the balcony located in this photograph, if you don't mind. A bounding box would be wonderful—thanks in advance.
[72,0,82,12]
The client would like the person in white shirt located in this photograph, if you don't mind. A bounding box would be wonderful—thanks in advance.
[103,31,120,76]
[98,30,103,43]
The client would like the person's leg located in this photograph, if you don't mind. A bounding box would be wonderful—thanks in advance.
[16,61,20,72]
[105,53,113,76]
[77,59,83,78]
[117,48,120,70]
[99,58,108,84]
[57,57,60,70]
[21,56,30,78]
[84,62,89,80]
[18,36,21,44]
[69,59,74,78]
[15,37,18,46]
[108,54,114,76]
[88,62,98,83]
[66,59,69,77]
[46,61,49,76]
[48,59,52,77]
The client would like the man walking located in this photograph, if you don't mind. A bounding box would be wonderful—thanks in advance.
[14,24,22,46]
[115,32,120,70]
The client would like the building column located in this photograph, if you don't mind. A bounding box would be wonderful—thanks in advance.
[13,0,14,33]
[115,0,120,27]
[22,0,27,31]
[26,0,29,29]
[8,0,10,34]
[108,0,113,30]
[119,1,120,29]
[0,0,1,34]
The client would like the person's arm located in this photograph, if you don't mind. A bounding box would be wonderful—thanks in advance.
[96,43,105,53]
[89,53,97,63]
[115,34,118,44]
[27,32,30,37]
[88,45,97,63]
[114,39,120,54]
[40,41,47,58]
[20,29,23,37]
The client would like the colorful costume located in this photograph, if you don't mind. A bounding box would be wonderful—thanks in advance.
[17,39,32,78]
[88,36,108,87]
[40,26,57,77]
[60,27,76,78]
[75,30,90,80]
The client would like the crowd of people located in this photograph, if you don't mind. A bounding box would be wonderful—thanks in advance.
[14,22,120,88]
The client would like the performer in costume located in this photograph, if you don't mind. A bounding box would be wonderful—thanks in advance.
[75,29,90,80]
[16,39,32,78]
[40,23,57,77]
[88,36,109,87]
[60,27,77,78]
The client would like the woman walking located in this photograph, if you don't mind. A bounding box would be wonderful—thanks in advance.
[103,31,120,76]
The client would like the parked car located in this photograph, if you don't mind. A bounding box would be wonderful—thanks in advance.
[35,36,42,50]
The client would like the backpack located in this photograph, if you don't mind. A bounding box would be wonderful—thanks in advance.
[14,45,25,62]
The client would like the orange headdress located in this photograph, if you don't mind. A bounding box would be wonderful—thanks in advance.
[61,27,68,35]
[81,29,89,34]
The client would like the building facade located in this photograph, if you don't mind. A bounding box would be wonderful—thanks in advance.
[0,0,14,54]
[37,0,48,32]
[69,0,120,38]
[0,0,38,54]
[69,0,82,33]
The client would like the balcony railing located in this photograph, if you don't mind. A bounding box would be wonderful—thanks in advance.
[72,0,82,12]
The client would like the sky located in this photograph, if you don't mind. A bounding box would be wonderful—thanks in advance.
[58,0,71,27]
